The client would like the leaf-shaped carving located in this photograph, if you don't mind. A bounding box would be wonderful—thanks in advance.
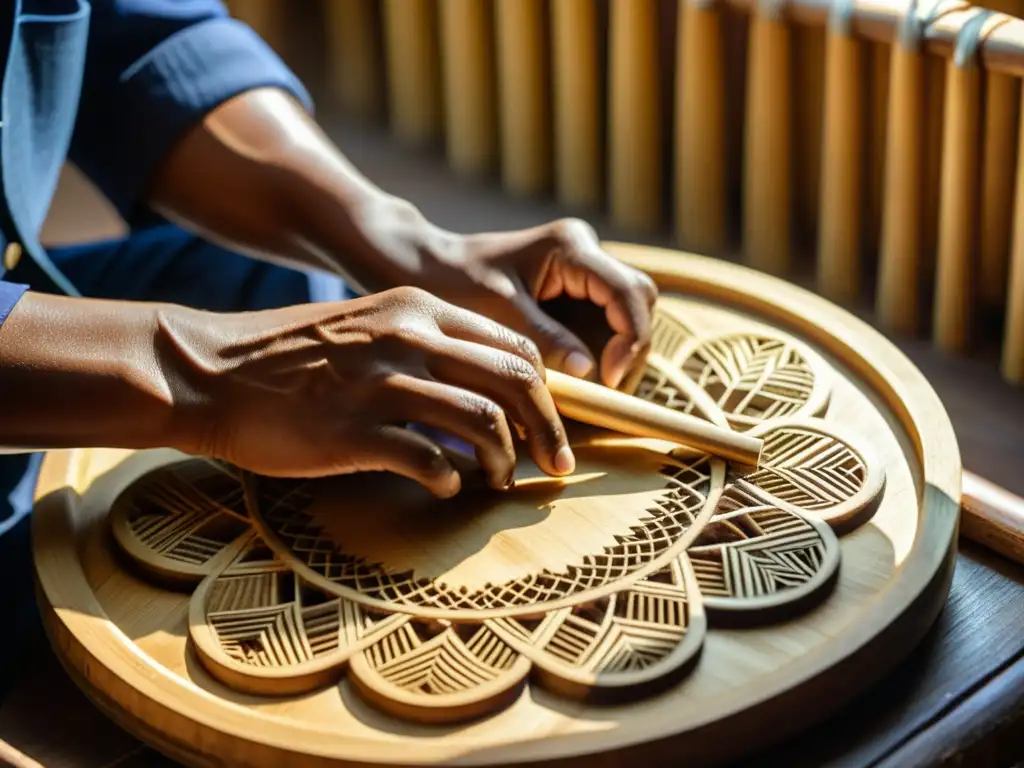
[688,483,840,624]
[489,555,705,701]
[682,334,830,431]
[190,535,408,696]
[743,418,885,532]
[110,459,251,585]
[347,623,531,724]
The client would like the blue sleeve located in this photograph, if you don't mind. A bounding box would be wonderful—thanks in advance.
[0,282,28,330]
[69,0,314,226]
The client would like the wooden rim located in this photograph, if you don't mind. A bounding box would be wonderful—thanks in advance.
[31,244,961,766]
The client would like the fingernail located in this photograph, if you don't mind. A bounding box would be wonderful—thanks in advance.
[554,445,576,475]
[564,351,594,379]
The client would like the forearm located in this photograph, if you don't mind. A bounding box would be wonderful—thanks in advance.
[0,293,197,451]
[147,88,435,293]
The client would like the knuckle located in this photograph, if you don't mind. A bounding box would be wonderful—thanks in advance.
[470,398,507,436]
[553,217,595,244]
[414,444,451,478]
[499,353,544,391]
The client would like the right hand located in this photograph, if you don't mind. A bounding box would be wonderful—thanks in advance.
[164,286,576,497]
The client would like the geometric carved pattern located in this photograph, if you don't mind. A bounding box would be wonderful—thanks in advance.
[108,299,884,723]
[688,483,840,619]
[249,456,716,614]
[682,335,829,431]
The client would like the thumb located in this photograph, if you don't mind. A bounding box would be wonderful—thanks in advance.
[511,296,596,381]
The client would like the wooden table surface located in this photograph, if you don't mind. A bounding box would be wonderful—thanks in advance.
[3,118,1024,767]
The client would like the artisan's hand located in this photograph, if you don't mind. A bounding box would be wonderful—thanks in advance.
[350,207,659,389]
[148,89,657,388]
[165,287,573,496]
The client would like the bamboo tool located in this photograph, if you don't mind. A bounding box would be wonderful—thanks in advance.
[961,471,1024,564]
[544,369,764,467]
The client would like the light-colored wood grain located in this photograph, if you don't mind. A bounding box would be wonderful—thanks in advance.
[551,0,601,209]
[608,0,661,232]
[381,0,443,146]
[33,246,960,766]
[744,9,792,275]
[676,0,727,253]
[817,21,865,303]
[439,0,498,177]
[495,0,551,196]
[325,0,384,121]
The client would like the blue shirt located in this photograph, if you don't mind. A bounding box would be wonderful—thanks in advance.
[0,0,312,322]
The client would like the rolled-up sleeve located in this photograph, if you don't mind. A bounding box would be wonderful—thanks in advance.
[0,282,28,330]
[69,0,313,225]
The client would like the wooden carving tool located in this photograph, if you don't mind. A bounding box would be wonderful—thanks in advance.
[961,471,1024,565]
[544,369,763,467]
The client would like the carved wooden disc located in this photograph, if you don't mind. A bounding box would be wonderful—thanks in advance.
[32,245,960,766]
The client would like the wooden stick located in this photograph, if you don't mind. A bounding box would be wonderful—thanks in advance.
[545,370,764,467]
[325,0,384,121]
[961,471,1024,564]
[382,0,442,146]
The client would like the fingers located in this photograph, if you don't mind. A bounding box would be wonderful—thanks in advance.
[357,425,461,498]
[422,336,575,479]
[383,375,518,490]
[545,220,657,388]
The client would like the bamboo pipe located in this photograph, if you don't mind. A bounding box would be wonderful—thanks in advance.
[382,0,442,146]
[744,0,793,275]
[877,4,926,334]
[817,0,865,303]
[1003,77,1024,382]
[980,71,1020,308]
[439,0,498,177]
[677,0,727,253]
[545,370,764,467]
[933,9,990,354]
[961,471,1024,564]
[325,0,384,121]
[609,0,662,232]
[495,0,551,197]
[552,0,601,209]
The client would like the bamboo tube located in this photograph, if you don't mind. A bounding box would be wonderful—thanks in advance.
[817,2,865,304]
[877,12,926,335]
[546,370,764,467]
[933,10,990,354]
[981,72,1020,308]
[794,23,826,247]
[495,0,551,196]
[676,0,727,253]
[439,0,498,177]
[551,0,601,209]
[922,54,946,278]
[1003,78,1024,383]
[609,0,662,232]
[325,0,384,120]
[744,2,793,275]
[866,42,891,254]
[382,0,442,146]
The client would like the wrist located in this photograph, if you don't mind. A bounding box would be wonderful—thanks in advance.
[0,294,186,451]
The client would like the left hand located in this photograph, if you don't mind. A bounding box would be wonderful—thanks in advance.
[349,204,659,389]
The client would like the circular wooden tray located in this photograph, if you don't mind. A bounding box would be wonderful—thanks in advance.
[32,244,961,767]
